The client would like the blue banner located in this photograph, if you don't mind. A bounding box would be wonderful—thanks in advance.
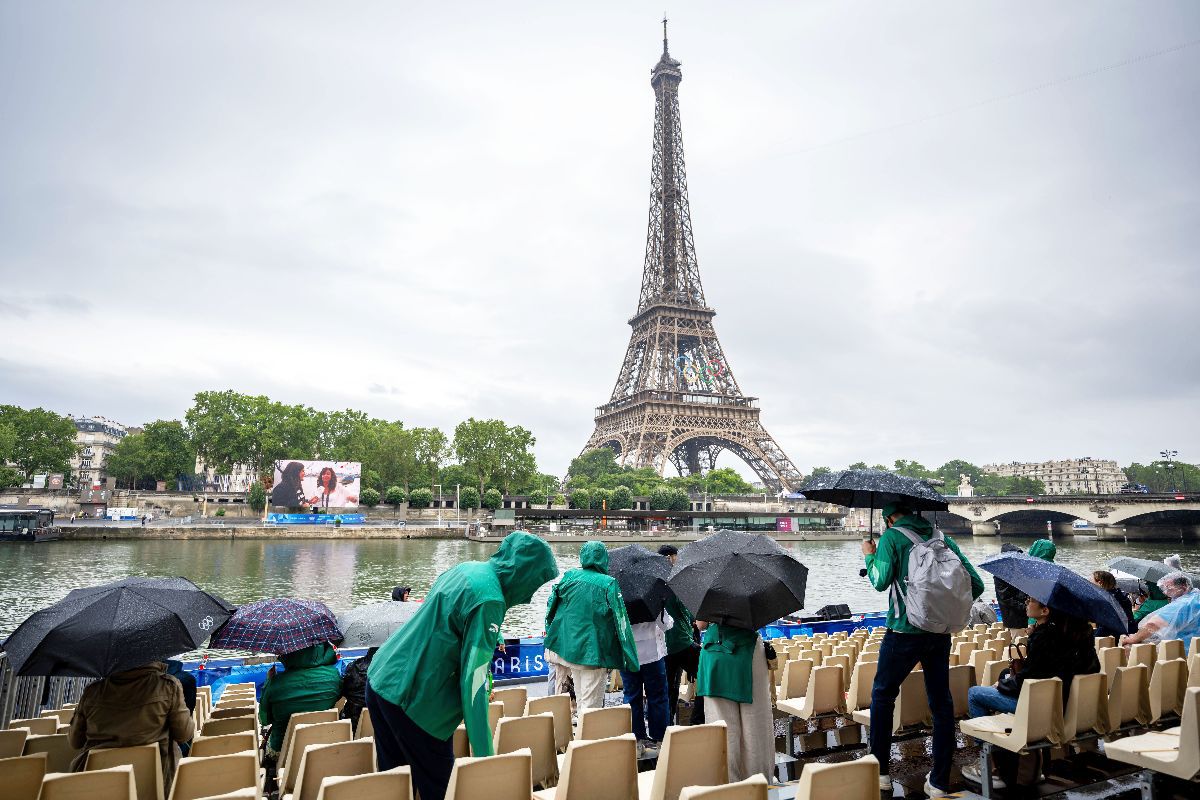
[266,513,366,525]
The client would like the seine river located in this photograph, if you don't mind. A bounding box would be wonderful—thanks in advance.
[0,537,1191,641]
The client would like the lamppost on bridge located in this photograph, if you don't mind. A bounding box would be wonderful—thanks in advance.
[1161,449,1179,493]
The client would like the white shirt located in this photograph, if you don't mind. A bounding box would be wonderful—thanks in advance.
[630,610,674,666]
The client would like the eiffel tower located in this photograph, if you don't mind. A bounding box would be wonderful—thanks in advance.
[582,24,804,493]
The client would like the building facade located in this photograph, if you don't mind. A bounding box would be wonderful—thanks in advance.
[982,457,1128,495]
[69,416,129,489]
[194,458,257,492]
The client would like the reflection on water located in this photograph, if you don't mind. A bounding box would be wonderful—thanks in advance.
[0,536,1192,639]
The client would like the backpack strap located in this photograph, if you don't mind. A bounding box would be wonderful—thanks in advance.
[895,526,924,546]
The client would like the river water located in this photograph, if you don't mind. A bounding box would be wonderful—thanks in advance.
[0,536,1192,641]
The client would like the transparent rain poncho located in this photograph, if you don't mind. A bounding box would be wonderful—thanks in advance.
[1147,588,1200,653]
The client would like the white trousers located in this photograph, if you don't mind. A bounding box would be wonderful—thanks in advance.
[556,657,610,712]
[703,635,775,782]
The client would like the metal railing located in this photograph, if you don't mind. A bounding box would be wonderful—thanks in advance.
[0,652,94,728]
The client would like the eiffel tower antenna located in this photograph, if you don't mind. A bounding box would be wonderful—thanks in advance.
[581,29,804,493]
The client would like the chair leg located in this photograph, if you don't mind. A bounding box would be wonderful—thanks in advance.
[1139,769,1154,800]
[980,744,994,800]
[785,715,796,756]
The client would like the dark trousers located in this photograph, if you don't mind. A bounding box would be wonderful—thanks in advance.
[665,645,701,724]
[620,656,669,742]
[869,630,955,791]
[366,683,456,800]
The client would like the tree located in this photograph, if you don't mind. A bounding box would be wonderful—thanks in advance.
[567,448,622,487]
[807,466,833,479]
[649,485,673,511]
[611,485,633,510]
[848,461,869,470]
[459,486,480,509]
[384,486,406,506]
[248,482,267,512]
[892,459,934,480]
[360,487,380,507]
[1124,461,1200,493]
[590,487,613,510]
[185,391,321,477]
[1007,476,1046,496]
[552,493,567,507]
[412,428,450,491]
[667,467,756,495]
[527,488,548,506]
[668,487,690,511]
[483,488,503,510]
[934,460,984,495]
[0,406,78,480]
[106,434,150,489]
[408,487,433,508]
[453,418,537,496]
[570,489,591,510]
[140,420,195,485]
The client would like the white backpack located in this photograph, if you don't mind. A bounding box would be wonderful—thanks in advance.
[890,527,972,634]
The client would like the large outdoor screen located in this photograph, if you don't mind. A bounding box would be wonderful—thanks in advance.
[270,460,361,509]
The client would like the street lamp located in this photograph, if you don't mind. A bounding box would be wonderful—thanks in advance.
[1161,450,1179,493]
[434,484,443,527]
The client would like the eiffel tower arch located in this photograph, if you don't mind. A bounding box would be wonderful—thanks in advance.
[582,26,803,493]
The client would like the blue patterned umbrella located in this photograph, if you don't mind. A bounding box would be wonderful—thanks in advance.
[209,598,342,654]
[978,552,1127,634]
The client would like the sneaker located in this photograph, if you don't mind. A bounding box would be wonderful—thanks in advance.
[639,739,660,758]
[960,764,1006,790]
[923,777,950,798]
[879,773,893,792]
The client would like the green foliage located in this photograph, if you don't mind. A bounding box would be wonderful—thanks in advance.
[0,466,23,489]
[892,459,933,480]
[648,485,673,510]
[1007,476,1047,496]
[1124,461,1200,493]
[408,487,433,508]
[453,418,537,496]
[459,486,480,509]
[666,467,756,495]
[589,487,613,510]
[552,493,567,507]
[847,462,869,470]
[364,469,383,492]
[214,507,225,517]
[808,466,832,478]
[384,485,406,506]
[610,485,633,510]
[360,487,381,507]
[107,420,196,489]
[570,489,591,510]
[482,488,503,510]
[527,488,548,506]
[566,448,666,495]
[0,405,79,480]
[0,422,15,464]
[247,482,266,512]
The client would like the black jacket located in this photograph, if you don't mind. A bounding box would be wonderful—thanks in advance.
[339,650,375,729]
[999,621,1100,706]
[1095,588,1136,638]
[995,543,1028,628]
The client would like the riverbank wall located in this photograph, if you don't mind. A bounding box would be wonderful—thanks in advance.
[58,525,465,540]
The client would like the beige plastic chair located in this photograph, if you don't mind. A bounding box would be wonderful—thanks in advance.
[533,733,637,800]
[168,752,258,800]
[355,708,373,739]
[223,683,257,694]
[637,722,728,800]
[858,651,879,663]
[845,660,877,715]
[981,660,1010,687]
[216,697,257,709]
[22,733,77,773]
[1106,664,1152,735]
[0,752,47,800]
[951,641,977,667]
[961,677,1064,751]
[1128,643,1157,672]
[200,716,256,738]
[777,664,844,725]
[487,701,505,737]
[1098,646,1125,676]
[315,767,413,800]
[1105,687,1200,781]
[793,755,878,800]
[776,659,814,704]
[494,712,558,789]
[283,739,375,800]
[527,694,574,753]
[1158,639,1186,662]
[1094,636,1115,650]
[970,649,993,685]
[949,663,977,719]
[445,748,533,800]
[492,687,529,718]
[191,733,259,761]
[797,649,822,666]
[41,764,137,800]
[208,708,255,724]
[851,668,928,734]
[86,743,164,800]
[1149,658,1188,723]
[192,790,257,799]
[823,654,851,689]
[678,775,768,800]
[0,728,29,758]
[1062,672,1107,742]
[8,717,57,735]
[277,711,340,772]
[279,721,353,795]
[578,705,632,741]
[41,708,76,726]
[1190,652,1200,688]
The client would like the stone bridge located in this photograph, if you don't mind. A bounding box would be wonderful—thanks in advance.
[943,493,1200,541]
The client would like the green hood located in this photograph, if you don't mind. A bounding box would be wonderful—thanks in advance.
[280,642,337,670]
[578,541,609,574]
[490,530,559,607]
[1028,539,1057,562]
[894,513,933,534]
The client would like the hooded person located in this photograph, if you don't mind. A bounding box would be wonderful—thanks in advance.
[994,543,1028,629]
[1123,572,1200,652]
[1027,539,1057,562]
[366,531,557,800]
[259,642,342,756]
[544,541,639,714]
[1134,581,1170,622]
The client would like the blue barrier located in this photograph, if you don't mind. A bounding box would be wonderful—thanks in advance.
[266,513,366,525]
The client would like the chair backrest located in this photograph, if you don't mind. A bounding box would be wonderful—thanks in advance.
[1063,672,1106,739]
[795,754,879,800]
[356,707,373,739]
[223,683,257,693]
[678,775,769,800]
[196,686,212,708]
[579,705,632,741]
[1149,658,1188,723]
[41,708,75,725]
[168,752,257,800]
[191,731,259,761]
[289,740,376,800]
[858,651,879,663]
[0,728,29,758]
[1159,639,1186,662]
[1190,652,1200,689]
[797,649,822,666]
[1094,636,1115,650]
[0,753,47,800]
[316,766,413,800]
[1107,665,1151,729]
[896,670,930,731]
[216,697,256,709]
[491,687,528,718]
[198,716,256,738]
[646,722,728,800]
[493,712,557,789]
[846,661,877,713]
[948,664,976,719]
[554,733,638,800]
[1128,643,1157,672]
[41,764,137,800]
[1171,688,1200,777]
[22,733,77,773]
[445,748,533,800]
[802,665,844,718]
[952,642,977,667]
[779,659,813,701]
[209,707,255,720]
[453,725,470,758]
[980,660,1009,690]
[8,717,57,736]
[1008,678,1064,748]
[86,743,164,800]
[823,655,851,688]
[1098,647,1124,676]
[278,710,340,770]
[282,721,354,793]
[526,694,573,753]
[970,649,992,685]
[487,702,505,736]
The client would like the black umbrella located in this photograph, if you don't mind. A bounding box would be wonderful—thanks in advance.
[2,577,236,677]
[798,468,948,539]
[978,552,1128,635]
[608,544,673,624]
[666,530,808,630]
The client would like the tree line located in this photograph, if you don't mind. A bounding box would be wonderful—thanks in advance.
[806,459,1049,496]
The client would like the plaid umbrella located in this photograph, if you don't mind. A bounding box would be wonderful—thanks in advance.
[209,598,343,654]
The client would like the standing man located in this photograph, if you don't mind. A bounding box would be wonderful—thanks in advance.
[658,544,701,724]
[544,541,639,713]
[861,502,984,798]
[366,531,558,800]
[993,543,1028,631]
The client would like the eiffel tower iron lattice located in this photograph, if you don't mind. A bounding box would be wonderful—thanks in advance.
[582,27,804,493]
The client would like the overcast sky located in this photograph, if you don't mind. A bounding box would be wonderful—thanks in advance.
[2,2,1198,480]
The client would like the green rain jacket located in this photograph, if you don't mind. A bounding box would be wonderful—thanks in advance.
[544,541,639,673]
[1134,584,1169,622]
[367,531,557,756]
[259,642,342,751]
[864,514,985,635]
[664,594,696,655]
[1028,539,1057,562]
[696,624,758,704]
